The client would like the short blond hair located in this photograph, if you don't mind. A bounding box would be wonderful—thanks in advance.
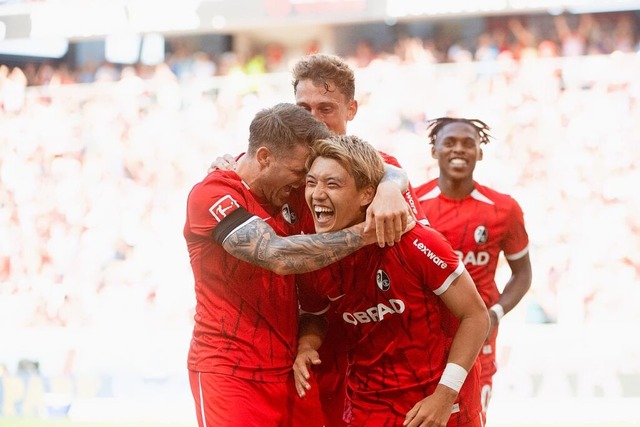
[307,135,384,190]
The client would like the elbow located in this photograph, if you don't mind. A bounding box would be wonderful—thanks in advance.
[482,307,491,337]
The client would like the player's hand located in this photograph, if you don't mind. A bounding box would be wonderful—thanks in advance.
[403,385,457,427]
[361,210,415,247]
[365,181,410,247]
[207,153,237,174]
[292,346,321,398]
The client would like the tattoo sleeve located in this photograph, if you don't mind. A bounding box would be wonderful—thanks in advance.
[222,218,366,275]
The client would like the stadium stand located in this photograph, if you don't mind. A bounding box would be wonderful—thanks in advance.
[1,2,639,424]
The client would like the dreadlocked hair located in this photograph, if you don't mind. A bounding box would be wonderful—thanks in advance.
[426,117,492,145]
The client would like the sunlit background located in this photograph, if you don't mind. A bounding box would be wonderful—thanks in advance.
[1,1,640,426]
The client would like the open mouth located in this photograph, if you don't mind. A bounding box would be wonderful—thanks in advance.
[449,158,467,167]
[314,206,335,225]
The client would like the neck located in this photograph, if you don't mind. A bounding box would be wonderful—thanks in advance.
[437,176,474,200]
[235,155,258,189]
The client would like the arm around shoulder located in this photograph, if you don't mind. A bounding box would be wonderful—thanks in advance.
[221,213,375,275]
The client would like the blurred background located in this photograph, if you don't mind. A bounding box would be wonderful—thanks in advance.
[1,0,639,426]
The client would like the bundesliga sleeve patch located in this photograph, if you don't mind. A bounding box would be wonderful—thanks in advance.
[209,195,240,224]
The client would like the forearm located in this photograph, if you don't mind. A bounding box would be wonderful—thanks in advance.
[298,314,327,351]
[223,219,372,275]
[447,311,490,372]
[496,274,531,314]
[494,256,532,316]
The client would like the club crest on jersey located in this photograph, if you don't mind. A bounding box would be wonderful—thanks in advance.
[209,195,240,223]
[474,226,488,244]
[281,204,297,224]
[376,269,390,291]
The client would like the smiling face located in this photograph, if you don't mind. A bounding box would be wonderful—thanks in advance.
[294,79,357,136]
[431,121,483,183]
[257,143,311,208]
[305,157,374,233]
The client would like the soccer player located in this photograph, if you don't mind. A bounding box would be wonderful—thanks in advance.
[293,134,490,427]
[414,118,533,424]
[184,103,401,427]
[209,53,428,426]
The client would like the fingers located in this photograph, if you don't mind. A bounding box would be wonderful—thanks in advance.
[394,212,406,243]
[292,363,310,397]
[294,372,309,398]
[208,155,237,174]
[293,354,322,398]
[367,213,408,247]
[403,403,419,426]
[376,215,390,248]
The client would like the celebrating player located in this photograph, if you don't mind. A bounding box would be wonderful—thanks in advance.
[293,134,489,426]
[184,103,403,427]
[415,117,533,424]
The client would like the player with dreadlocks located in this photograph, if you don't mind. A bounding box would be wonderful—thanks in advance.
[415,117,533,425]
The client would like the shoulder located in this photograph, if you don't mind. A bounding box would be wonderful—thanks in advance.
[187,170,248,213]
[398,224,460,275]
[472,183,521,208]
[191,171,245,197]
[401,223,453,255]
[415,179,439,200]
[377,150,400,167]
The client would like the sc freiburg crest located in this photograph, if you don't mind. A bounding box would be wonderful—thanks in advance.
[376,269,390,291]
[281,204,297,224]
[474,225,488,245]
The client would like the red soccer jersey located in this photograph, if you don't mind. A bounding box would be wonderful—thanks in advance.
[184,170,308,382]
[379,152,428,224]
[298,224,481,425]
[294,150,430,425]
[415,180,529,307]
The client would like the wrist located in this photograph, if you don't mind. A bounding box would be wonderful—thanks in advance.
[489,303,505,324]
[438,363,468,393]
[378,179,405,194]
[297,332,323,352]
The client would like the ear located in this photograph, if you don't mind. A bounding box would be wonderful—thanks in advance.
[347,99,358,122]
[255,146,272,168]
[359,185,375,207]
[478,147,484,161]
[431,145,438,159]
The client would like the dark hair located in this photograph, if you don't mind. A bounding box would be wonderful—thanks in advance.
[426,117,492,145]
[291,53,355,101]
[248,103,332,156]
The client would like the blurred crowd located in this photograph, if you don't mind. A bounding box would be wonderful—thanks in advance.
[1,11,639,382]
[1,11,639,89]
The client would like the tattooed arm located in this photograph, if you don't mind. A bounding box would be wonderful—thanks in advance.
[220,215,376,275]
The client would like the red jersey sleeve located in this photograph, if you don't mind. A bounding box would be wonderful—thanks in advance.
[503,197,529,260]
[405,225,466,295]
[378,151,428,224]
[185,172,254,241]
